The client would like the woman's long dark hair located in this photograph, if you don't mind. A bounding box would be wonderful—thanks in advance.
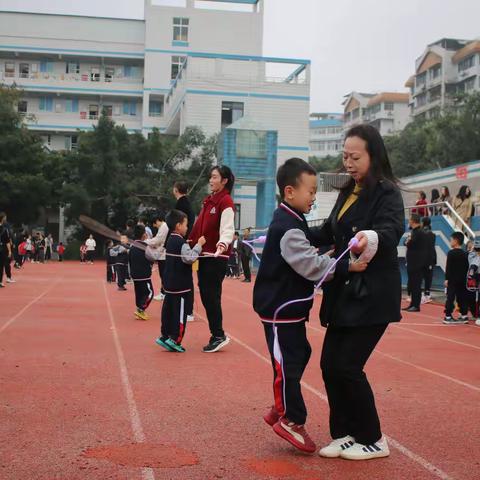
[339,124,399,195]
[211,165,235,193]
[440,186,450,200]
[457,185,471,201]
[431,188,440,202]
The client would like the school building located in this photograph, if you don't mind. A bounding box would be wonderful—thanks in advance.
[0,0,311,230]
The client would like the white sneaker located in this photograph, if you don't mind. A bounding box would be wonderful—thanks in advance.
[153,293,165,301]
[186,314,194,322]
[6,278,16,283]
[421,295,432,304]
[340,436,390,460]
[319,435,355,458]
[475,318,480,326]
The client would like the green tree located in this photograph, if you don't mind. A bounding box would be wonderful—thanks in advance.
[0,85,65,225]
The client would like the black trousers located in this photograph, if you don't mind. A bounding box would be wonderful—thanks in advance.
[45,247,52,261]
[115,264,128,287]
[161,290,193,343]
[0,251,5,283]
[4,254,12,279]
[264,322,311,425]
[241,254,251,281]
[106,264,116,282]
[445,283,468,316]
[423,265,434,295]
[86,250,94,262]
[407,268,422,308]
[198,258,227,338]
[321,324,387,445]
[133,279,154,311]
[158,260,165,294]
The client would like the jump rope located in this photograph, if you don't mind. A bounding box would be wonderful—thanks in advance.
[80,214,361,321]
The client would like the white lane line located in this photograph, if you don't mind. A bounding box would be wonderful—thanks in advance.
[375,349,480,393]
[194,310,454,480]
[307,323,480,393]
[0,280,62,335]
[103,283,155,480]
[393,325,480,350]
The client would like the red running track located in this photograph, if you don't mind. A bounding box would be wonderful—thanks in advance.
[0,261,479,480]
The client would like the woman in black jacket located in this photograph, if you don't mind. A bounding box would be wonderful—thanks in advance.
[312,125,405,460]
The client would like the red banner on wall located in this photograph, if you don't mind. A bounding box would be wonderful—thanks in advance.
[456,166,468,180]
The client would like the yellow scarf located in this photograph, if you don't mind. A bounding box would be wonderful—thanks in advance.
[337,184,362,220]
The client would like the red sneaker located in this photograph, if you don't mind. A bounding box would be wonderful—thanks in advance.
[272,417,316,453]
[263,406,280,426]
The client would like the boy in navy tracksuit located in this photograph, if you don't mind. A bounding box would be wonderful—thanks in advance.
[129,225,154,321]
[155,209,206,353]
[110,235,130,291]
[254,158,362,454]
[106,240,116,283]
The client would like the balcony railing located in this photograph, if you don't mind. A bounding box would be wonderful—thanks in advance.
[1,72,143,85]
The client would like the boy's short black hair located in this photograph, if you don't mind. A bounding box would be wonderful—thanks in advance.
[166,209,187,231]
[133,224,146,240]
[410,213,421,224]
[234,231,239,236]
[152,212,165,223]
[138,216,148,225]
[276,158,316,200]
[174,180,189,195]
[451,231,465,246]
[422,217,431,227]
[126,219,135,228]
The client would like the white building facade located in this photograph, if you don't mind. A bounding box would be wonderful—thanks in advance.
[343,91,410,136]
[406,38,480,120]
[308,113,344,158]
[0,0,310,229]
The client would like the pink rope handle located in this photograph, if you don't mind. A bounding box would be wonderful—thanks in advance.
[272,237,359,323]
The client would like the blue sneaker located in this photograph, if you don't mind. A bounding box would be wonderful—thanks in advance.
[165,338,186,352]
[155,336,174,351]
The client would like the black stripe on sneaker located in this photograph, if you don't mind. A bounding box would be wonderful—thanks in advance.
[372,444,382,452]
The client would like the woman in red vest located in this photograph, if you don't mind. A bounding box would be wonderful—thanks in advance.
[189,166,235,353]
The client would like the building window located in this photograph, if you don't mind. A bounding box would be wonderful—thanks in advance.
[465,77,476,91]
[149,99,164,117]
[19,63,30,78]
[17,100,27,115]
[39,97,53,112]
[66,61,80,74]
[173,17,189,42]
[237,130,267,159]
[40,59,54,73]
[88,104,99,119]
[430,65,441,79]
[65,99,79,113]
[4,62,15,77]
[352,108,360,120]
[104,66,115,82]
[370,104,381,114]
[416,72,427,88]
[384,102,394,111]
[171,56,186,80]
[123,100,137,116]
[458,55,475,72]
[221,101,244,129]
[234,204,241,230]
[417,93,427,107]
[65,135,78,151]
[90,67,100,82]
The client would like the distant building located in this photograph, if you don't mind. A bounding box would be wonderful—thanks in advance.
[405,38,480,120]
[343,91,410,135]
[308,112,343,158]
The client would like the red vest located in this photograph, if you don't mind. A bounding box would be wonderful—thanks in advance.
[189,189,234,256]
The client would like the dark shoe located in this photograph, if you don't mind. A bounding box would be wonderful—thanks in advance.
[242,279,251,283]
[117,286,127,291]
[402,306,420,312]
[203,335,230,353]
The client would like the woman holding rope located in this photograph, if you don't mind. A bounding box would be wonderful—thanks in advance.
[311,125,404,460]
[189,165,235,353]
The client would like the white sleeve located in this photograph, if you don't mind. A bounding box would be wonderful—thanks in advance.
[217,207,235,250]
[145,223,169,248]
[350,230,379,263]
